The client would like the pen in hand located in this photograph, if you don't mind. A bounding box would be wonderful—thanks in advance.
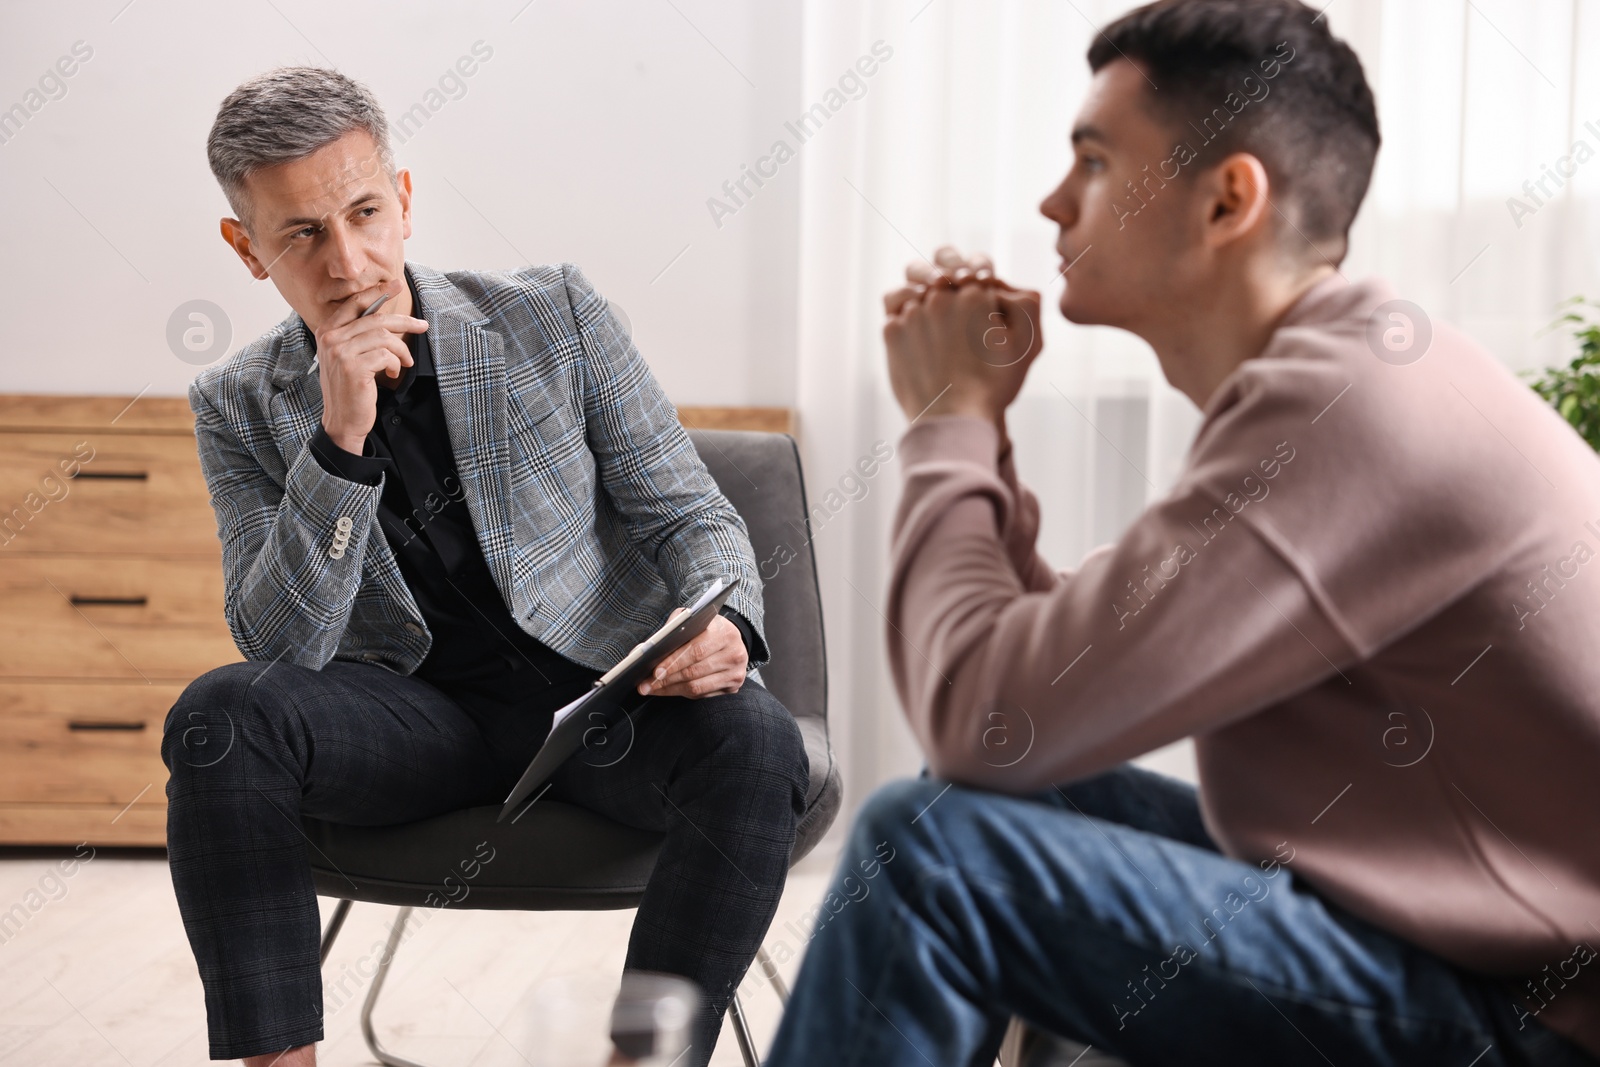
[359,292,393,319]
[308,291,396,374]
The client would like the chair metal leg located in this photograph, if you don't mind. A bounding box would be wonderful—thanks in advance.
[729,944,787,1067]
[753,945,788,1004]
[359,907,437,1067]
[999,1017,1028,1067]
[727,990,761,1067]
[326,904,770,1066]
[318,898,353,965]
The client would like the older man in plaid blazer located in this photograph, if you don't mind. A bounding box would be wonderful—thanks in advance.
[163,67,809,1067]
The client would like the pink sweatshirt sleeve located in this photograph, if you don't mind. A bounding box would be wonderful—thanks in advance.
[886,415,1356,792]
[995,436,1062,593]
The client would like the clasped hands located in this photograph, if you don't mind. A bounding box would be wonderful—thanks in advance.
[882,245,1045,430]
[631,245,1038,701]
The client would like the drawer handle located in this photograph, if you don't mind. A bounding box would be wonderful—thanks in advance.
[72,470,149,481]
[67,720,148,732]
[68,595,148,607]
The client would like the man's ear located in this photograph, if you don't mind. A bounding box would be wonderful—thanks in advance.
[219,217,270,280]
[396,168,414,241]
[1199,152,1272,252]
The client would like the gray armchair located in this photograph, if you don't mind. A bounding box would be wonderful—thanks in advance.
[302,429,842,1067]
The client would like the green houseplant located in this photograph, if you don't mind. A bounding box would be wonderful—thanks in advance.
[1527,297,1600,452]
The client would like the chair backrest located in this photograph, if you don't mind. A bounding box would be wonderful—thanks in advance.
[687,430,827,726]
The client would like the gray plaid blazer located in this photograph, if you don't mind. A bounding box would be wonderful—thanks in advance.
[188,261,767,676]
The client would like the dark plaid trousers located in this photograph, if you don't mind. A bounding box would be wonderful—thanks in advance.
[161,657,810,1064]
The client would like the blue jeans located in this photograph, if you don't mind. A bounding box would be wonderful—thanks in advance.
[767,766,1597,1067]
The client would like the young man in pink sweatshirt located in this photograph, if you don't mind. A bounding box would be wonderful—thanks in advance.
[767,1,1600,1064]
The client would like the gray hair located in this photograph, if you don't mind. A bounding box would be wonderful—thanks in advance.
[207,66,395,234]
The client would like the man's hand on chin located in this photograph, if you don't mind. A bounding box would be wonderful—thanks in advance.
[882,244,1045,434]
[637,611,748,699]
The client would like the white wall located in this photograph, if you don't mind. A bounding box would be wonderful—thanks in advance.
[0,0,804,406]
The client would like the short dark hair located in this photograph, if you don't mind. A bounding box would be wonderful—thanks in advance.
[1089,0,1380,256]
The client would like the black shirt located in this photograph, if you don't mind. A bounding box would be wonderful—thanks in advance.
[305,267,751,713]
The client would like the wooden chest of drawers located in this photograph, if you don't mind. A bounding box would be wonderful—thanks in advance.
[0,394,239,846]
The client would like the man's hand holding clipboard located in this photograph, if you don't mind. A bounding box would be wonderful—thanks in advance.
[635,603,748,699]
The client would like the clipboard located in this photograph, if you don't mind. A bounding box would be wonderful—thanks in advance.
[497,578,736,823]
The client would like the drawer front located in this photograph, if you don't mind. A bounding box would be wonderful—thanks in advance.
[0,682,180,804]
[0,557,240,679]
[0,804,166,846]
[0,431,218,556]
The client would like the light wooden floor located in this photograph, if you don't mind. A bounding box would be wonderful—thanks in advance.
[0,745,1196,1066]
[0,842,838,1066]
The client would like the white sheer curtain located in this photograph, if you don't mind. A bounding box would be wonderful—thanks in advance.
[792,0,1600,816]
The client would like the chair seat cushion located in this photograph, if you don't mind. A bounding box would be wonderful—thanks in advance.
[304,715,842,909]
[305,799,663,910]
[793,716,841,860]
